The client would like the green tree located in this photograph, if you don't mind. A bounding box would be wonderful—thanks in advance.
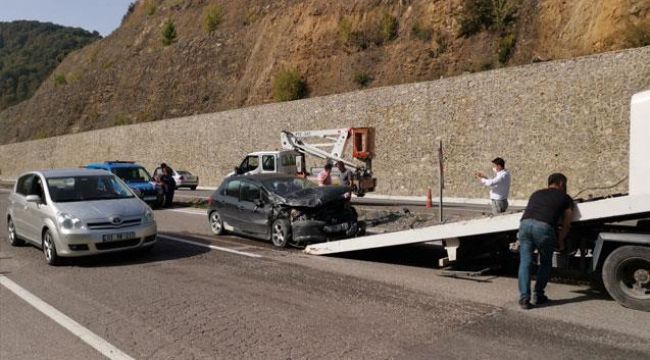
[161,20,177,46]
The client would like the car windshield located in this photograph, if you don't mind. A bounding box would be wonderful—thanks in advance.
[46,175,135,202]
[262,177,316,197]
[112,167,152,182]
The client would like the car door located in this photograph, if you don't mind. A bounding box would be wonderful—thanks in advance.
[238,180,271,238]
[218,179,242,231]
[22,175,48,242]
[10,174,33,241]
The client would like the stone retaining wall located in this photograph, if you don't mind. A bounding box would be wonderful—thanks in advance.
[1,46,649,200]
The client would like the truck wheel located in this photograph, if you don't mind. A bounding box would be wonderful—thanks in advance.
[271,219,291,248]
[602,245,649,311]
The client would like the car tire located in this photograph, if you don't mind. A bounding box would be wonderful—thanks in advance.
[209,211,225,235]
[271,219,291,248]
[7,217,24,246]
[42,229,60,266]
[602,245,650,312]
[190,186,197,191]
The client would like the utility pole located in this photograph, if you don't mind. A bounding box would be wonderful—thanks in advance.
[437,138,444,223]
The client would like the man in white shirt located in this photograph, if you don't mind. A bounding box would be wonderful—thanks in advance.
[476,157,511,215]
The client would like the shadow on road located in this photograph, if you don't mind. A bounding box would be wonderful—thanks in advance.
[71,236,210,268]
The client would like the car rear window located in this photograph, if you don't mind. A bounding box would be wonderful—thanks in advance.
[113,167,152,182]
[262,178,315,196]
[225,180,240,198]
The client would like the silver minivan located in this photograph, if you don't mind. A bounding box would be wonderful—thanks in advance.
[6,169,157,265]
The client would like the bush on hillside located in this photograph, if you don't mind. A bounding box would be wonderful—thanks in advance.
[161,20,177,46]
[272,69,307,102]
[144,0,157,16]
[380,12,399,43]
[411,22,432,41]
[203,4,223,33]
[498,33,517,63]
[53,74,67,87]
[458,0,519,37]
[353,71,373,87]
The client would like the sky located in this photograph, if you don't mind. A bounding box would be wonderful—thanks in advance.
[0,0,135,36]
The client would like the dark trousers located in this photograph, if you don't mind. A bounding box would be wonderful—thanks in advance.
[518,219,556,301]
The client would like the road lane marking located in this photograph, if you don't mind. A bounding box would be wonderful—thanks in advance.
[161,208,205,216]
[159,235,263,258]
[0,275,135,360]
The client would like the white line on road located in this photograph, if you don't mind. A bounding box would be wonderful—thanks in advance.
[159,235,263,258]
[161,208,205,216]
[0,275,135,360]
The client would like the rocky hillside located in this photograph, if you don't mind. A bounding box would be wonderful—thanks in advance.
[1,0,649,144]
[0,21,100,110]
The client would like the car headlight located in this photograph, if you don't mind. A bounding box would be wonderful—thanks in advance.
[57,212,83,230]
[143,209,154,224]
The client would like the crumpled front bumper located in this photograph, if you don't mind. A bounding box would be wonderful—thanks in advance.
[292,220,361,244]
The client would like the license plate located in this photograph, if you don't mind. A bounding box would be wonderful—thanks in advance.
[102,232,136,242]
[143,196,157,201]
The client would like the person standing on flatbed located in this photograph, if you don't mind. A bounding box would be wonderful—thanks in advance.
[517,173,574,309]
[476,157,511,215]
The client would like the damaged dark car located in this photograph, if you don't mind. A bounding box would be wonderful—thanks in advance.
[207,174,365,247]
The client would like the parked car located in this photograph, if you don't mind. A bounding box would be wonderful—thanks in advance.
[85,161,164,207]
[152,166,199,190]
[6,169,157,265]
[207,174,364,247]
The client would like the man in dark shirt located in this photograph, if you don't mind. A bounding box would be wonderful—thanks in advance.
[518,173,574,309]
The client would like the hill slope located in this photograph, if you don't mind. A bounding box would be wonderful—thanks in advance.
[1,0,648,144]
[0,21,101,111]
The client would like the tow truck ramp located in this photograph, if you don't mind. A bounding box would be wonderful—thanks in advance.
[304,194,650,256]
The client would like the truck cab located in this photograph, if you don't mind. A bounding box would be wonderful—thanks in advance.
[234,150,300,176]
[85,161,164,207]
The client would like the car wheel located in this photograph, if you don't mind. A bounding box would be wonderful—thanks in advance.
[271,219,291,248]
[190,186,197,191]
[7,217,24,246]
[209,211,225,235]
[42,229,60,266]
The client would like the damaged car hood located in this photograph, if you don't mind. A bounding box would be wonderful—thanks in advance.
[280,186,350,207]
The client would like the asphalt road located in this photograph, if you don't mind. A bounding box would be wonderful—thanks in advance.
[1,190,649,359]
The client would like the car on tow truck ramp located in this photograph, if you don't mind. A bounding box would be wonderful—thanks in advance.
[6,169,157,265]
[208,174,365,247]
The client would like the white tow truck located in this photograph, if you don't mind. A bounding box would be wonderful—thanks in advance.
[233,127,376,195]
[305,91,650,312]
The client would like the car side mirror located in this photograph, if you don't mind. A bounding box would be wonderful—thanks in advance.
[234,166,242,175]
[26,195,42,203]
[254,199,264,207]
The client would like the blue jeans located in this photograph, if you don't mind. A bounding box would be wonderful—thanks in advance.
[518,219,556,301]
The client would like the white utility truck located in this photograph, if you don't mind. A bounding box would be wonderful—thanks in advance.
[233,127,376,195]
[306,91,650,312]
